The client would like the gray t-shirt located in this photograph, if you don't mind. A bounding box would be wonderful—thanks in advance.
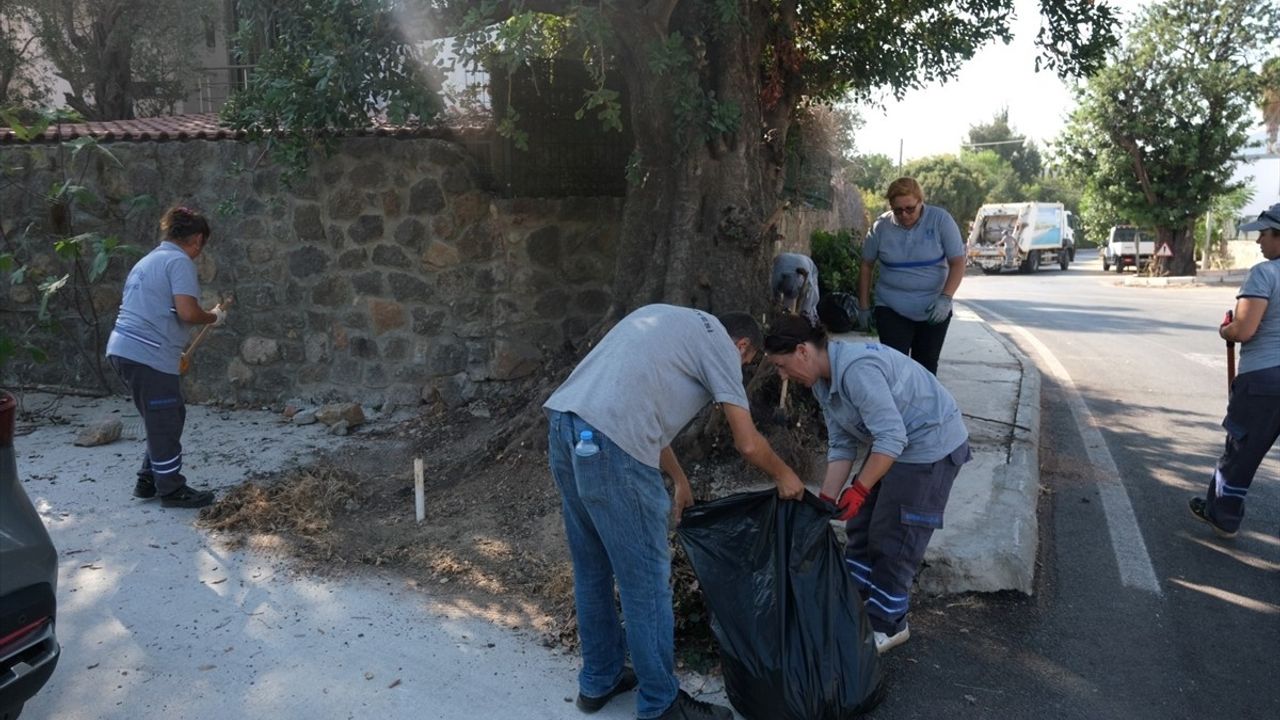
[105,242,201,374]
[864,205,965,321]
[771,253,820,322]
[1237,258,1280,375]
[815,340,968,464]
[544,304,749,468]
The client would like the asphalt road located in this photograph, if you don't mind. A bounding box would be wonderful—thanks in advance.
[870,249,1280,720]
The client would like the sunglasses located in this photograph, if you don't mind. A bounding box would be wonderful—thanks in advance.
[891,204,919,216]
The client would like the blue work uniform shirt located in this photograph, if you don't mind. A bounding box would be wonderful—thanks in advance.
[814,341,968,464]
[1237,257,1280,375]
[864,204,965,321]
[105,241,201,375]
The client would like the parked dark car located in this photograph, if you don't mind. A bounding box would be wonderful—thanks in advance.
[0,392,60,720]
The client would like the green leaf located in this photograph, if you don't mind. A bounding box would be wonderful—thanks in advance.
[0,253,12,272]
[1,110,51,142]
[89,251,110,282]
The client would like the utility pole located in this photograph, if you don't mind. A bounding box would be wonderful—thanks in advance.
[898,139,903,172]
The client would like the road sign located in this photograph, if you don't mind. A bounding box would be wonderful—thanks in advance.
[1156,243,1173,258]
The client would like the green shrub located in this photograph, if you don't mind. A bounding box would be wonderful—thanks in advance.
[809,229,862,295]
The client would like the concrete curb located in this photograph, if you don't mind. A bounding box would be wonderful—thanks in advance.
[917,315,1042,596]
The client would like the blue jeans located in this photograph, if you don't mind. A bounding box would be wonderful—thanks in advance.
[546,410,678,719]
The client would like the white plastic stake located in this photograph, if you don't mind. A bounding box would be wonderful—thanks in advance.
[414,458,425,524]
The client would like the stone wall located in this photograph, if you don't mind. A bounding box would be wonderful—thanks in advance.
[0,137,620,409]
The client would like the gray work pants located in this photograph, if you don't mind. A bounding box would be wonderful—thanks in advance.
[844,442,971,635]
[109,355,187,495]
[1203,365,1280,533]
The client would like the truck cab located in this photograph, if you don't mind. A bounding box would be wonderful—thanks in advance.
[1101,225,1155,273]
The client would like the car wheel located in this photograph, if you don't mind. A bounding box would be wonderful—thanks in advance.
[1102,257,1110,271]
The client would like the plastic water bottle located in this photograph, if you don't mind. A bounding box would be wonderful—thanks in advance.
[574,430,599,457]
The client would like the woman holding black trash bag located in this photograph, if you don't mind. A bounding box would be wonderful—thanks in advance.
[764,314,970,653]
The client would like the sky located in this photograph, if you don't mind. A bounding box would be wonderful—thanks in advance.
[856,0,1149,164]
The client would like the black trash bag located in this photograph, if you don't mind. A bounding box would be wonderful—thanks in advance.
[817,293,863,333]
[676,490,884,719]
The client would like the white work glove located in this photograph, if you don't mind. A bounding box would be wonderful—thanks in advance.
[925,295,952,325]
[211,306,227,327]
[856,306,873,332]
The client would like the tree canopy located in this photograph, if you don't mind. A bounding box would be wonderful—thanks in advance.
[15,0,217,119]
[965,109,1043,184]
[222,0,1118,315]
[1057,0,1279,274]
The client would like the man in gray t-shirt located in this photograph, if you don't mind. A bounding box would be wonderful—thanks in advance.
[543,304,803,719]
[1190,204,1280,538]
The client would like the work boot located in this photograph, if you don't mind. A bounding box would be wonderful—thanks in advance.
[1188,497,1237,539]
[160,485,215,509]
[655,690,733,720]
[133,473,157,499]
[575,666,637,713]
[874,624,910,654]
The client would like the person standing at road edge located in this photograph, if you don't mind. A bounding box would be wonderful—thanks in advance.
[859,177,967,375]
[764,314,970,654]
[1189,203,1280,538]
[544,304,805,720]
[106,206,227,509]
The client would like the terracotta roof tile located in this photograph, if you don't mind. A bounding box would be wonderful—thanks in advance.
[0,113,245,144]
[1,112,456,145]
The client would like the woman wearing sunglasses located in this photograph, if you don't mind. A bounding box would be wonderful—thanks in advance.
[764,313,971,653]
[858,177,967,375]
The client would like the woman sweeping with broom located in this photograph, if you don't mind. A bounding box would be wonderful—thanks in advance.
[106,206,229,509]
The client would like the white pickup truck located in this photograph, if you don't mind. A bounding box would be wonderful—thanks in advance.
[1101,225,1155,273]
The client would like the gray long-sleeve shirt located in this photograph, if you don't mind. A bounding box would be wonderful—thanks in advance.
[771,253,820,322]
[814,341,968,464]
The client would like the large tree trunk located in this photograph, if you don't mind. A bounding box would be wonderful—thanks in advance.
[603,1,792,322]
[1156,225,1196,276]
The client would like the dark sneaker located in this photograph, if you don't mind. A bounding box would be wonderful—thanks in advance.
[576,666,637,713]
[656,690,734,720]
[133,474,157,499]
[1188,497,1237,539]
[160,485,215,509]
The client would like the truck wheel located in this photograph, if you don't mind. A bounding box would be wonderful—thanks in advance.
[1115,259,1124,273]
[1019,251,1039,274]
[1059,247,1070,270]
[1102,256,1110,271]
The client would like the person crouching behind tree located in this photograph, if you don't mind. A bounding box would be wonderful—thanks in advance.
[544,304,805,720]
[771,252,820,323]
[106,206,227,509]
[764,314,970,653]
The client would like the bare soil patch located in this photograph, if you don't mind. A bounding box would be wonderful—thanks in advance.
[198,362,828,663]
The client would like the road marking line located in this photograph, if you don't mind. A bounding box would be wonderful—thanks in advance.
[968,302,1163,595]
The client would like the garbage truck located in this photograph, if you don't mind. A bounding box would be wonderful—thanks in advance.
[966,202,1075,274]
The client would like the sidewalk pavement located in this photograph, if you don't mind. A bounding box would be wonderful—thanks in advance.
[15,394,723,720]
[12,306,1040,718]
[925,307,1040,595]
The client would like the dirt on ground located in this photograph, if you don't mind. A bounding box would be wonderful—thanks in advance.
[197,360,829,664]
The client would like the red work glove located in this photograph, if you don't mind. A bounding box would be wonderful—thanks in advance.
[820,482,871,521]
[1221,310,1234,329]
